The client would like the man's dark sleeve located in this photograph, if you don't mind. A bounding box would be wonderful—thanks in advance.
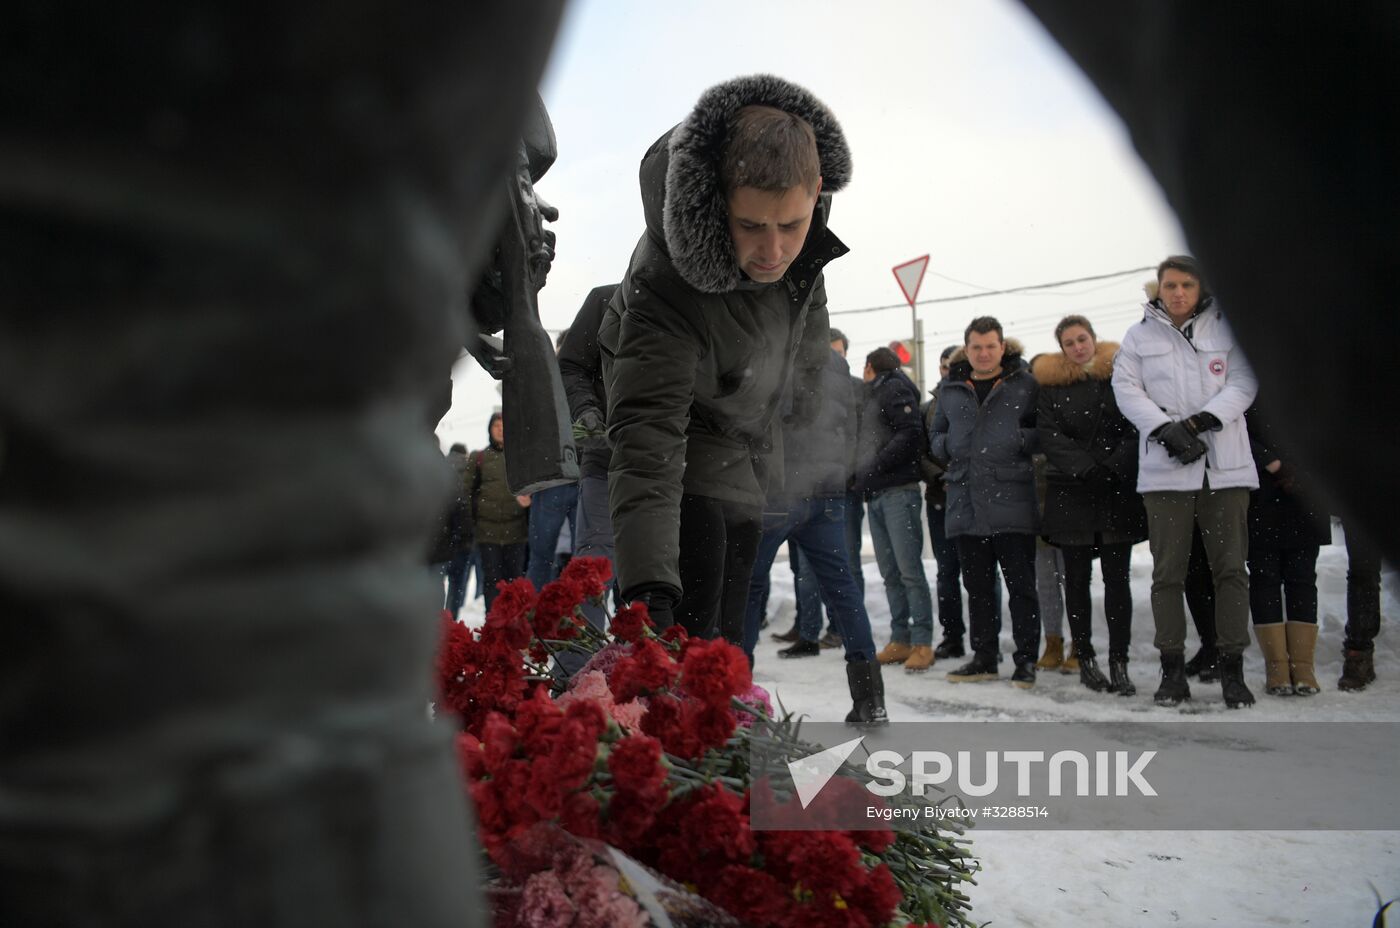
[558,284,619,421]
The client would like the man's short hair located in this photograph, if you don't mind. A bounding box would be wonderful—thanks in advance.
[939,344,958,362]
[829,327,850,353]
[720,105,821,196]
[1054,314,1096,344]
[450,443,466,453]
[866,346,900,374]
[964,316,1004,344]
[1155,254,1213,303]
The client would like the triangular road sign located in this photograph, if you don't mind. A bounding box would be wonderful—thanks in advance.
[892,255,930,308]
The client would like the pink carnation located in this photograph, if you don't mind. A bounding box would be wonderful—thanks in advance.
[572,642,631,682]
[559,670,613,706]
[609,698,647,732]
[735,683,773,729]
[518,870,577,927]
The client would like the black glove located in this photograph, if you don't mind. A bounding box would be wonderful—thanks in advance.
[1183,411,1222,435]
[571,408,609,453]
[628,588,677,631]
[1152,421,1208,464]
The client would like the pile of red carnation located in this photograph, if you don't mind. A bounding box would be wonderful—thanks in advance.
[436,557,909,928]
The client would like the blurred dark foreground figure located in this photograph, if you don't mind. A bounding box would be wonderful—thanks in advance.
[0,4,563,926]
[1023,1,1400,567]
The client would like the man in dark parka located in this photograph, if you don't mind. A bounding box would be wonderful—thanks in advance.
[600,75,851,642]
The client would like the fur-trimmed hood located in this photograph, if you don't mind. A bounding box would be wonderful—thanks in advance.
[638,74,852,294]
[1030,340,1120,387]
[944,338,1027,381]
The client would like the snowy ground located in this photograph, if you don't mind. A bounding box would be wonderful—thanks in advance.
[459,521,1400,926]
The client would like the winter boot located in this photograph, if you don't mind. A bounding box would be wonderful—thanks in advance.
[1185,643,1219,683]
[1338,649,1377,691]
[1108,656,1135,696]
[1010,661,1037,690]
[1218,652,1255,709]
[778,639,821,659]
[903,644,935,674]
[771,625,800,643]
[1154,652,1191,707]
[934,635,966,659]
[1285,621,1320,695]
[947,652,1000,683]
[845,660,890,728]
[877,641,914,665]
[1059,640,1080,675]
[818,630,843,649]
[1035,634,1064,670]
[1078,655,1110,692]
[1253,623,1294,696]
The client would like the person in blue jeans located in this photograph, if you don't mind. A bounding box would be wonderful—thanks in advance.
[742,346,887,727]
[525,481,578,590]
[856,347,937,673]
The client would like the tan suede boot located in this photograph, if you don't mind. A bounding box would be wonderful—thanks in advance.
[1253,623,1293,696]
[903,645,935,674]
[1285,621,1321,695]
[1035,634,1064,670]
[1059,640,1080,674]
[877,641,914,665]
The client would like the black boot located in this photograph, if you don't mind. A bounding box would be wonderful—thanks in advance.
[1154,652,1191,706]
[934,635,965,659]
[1338,649,1377,691]
[1185,643,1219,683]
[1078,655,1110,692]
[778,639,821,659]
[845,660,889,728]
[1108,656,1136,696]
[1218,652,1255,709]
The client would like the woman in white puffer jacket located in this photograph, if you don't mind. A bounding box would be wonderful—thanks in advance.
[1112,256,1259,710]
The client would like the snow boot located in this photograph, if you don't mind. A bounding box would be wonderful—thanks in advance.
[1338,649,1376,691]
[1035,634,1064,670]
[1218,652,1255,709]
[1285,621,1320,695]
[1078,655,1110,692]
[1108,656,1135,696]
[1059,640,1080,675]
[1154,652,1191,706]
[903,644,935,674]
[1253,623,1294,696]
[1185,643,1219,682]
[845,660,890,728]
[1011,661,1037,690]
[934,635,966,659]
[947,653,1000,683]
[877,641,913,665]
[818,630,843,649]
[771,624,800,643]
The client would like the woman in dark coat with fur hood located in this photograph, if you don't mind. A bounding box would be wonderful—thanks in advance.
[1032,315,1148,695]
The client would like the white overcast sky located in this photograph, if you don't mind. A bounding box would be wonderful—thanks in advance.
[438,0,1188,450]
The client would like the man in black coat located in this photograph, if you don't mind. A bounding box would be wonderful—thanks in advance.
[930,317,1042,689]
[600,75,850,643]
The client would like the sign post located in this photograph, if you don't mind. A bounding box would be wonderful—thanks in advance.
[892,255,930,390]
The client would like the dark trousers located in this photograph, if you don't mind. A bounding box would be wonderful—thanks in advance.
[444,548,473,616]
[677,493,762,644]
[1061,543,1134,659]
[957,533,1040,666]
[845,489,866,597]
[1248,545,1320,625]
[927,496,964,638]
[479,542,526,611]
[1344,520,1383,652]
[525,482,578,590]
[1186,525,1217,647]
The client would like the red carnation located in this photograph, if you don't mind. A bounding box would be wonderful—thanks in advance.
[610,638,680,702]
[456,732,486,780]
[533,578,584,641]
[607,734,667,797]
[680,637,752,709]
[609,601,654,644]
[559,555,612,601]
[487,577,537,634]
[685,703,738,754]
[659,623,689,647]
[480,712,519,775]
[558,790,602,840]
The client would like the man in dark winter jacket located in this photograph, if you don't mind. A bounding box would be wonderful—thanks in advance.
[434,443,475,616]
[467,412,531,609]
[930,317,1042,689]
[742,346,887,726]
[600,75,850,643]
[857,347,937,673]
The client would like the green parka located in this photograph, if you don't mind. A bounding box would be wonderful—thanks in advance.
[466,419,528,546]
[599,74,852,600]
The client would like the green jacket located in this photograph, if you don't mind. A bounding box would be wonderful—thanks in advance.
[599,75,852,600]
[465,443,527,546]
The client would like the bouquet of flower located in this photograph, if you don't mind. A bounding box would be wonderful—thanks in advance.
[436,557,978,927]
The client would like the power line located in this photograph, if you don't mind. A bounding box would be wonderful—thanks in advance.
[830,266,1154,317]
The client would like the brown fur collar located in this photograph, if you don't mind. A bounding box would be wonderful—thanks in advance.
[1030,340,1120,387]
